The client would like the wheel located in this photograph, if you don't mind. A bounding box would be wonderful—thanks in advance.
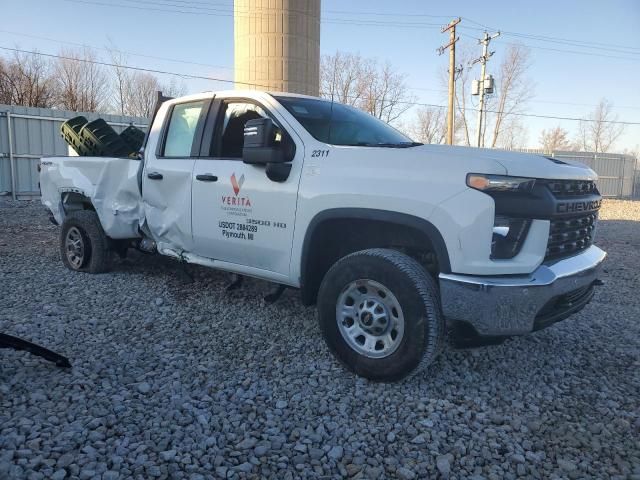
[60,210,111,273]
[317,248,445,381]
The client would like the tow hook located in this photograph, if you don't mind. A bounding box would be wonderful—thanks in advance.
[137,237,157,254]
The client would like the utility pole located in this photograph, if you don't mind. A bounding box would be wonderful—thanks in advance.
[438,17,461,145]
[471,31,500,148]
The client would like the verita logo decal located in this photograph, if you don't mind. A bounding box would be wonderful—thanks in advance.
[222,173,252,208]
[231,173,245,196]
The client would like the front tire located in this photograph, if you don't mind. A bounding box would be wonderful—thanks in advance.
[318,248,444,381]
[60,210,111,273]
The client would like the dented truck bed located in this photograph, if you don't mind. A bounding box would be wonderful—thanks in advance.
[39,156,144,239]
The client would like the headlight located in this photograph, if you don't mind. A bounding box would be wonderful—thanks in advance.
[491,215,531,259]
[467,174,536,192]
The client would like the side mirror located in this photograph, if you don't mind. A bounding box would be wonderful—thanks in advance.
[242,118,295,165]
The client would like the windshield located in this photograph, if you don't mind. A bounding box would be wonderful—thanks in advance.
[274,96,419,147]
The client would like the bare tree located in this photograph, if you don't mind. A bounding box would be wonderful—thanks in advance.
[121,72,186,118]
[107,45,132,115]
[485,44,533,148]
[0,50,56,107]
[495,117,528,149]
[107,44,186,118]
[121,72,161,118]
[162,77,187,98]
[320,51,366,106]
[578,98,625,153]
[361,61,415,123]
[54,47,108,112]
[623,145,639,164]
[539,125,573,153]
[320,51,415,124]
[407,106,447,144]
[0,57,11,104]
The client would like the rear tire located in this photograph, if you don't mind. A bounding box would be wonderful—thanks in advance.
[317,248,444,382]
[60,210,111,273]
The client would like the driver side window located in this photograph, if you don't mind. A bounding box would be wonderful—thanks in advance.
[217,101,270,158]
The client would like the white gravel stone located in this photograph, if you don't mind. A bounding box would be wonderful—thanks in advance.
[436,455,451,476]
[327,446,343,460]
[137,383,151,394]
[1,198,638,479]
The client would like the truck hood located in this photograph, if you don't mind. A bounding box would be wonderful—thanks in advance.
[413,144,597,180]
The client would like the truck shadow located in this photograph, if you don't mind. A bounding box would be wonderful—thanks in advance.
[67,215,639,389]
[104,235,634,393]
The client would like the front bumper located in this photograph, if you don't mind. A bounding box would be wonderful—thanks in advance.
[439,245,606,336]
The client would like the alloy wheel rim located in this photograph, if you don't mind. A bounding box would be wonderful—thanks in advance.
[336,279,405,359]
[65,226,85,269]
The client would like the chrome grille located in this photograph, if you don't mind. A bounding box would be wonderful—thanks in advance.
[546,213,597,260]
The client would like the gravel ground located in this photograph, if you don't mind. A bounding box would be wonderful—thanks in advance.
[1,198,639,480]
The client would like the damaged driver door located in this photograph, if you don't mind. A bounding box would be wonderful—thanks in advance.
[142,98,210,254]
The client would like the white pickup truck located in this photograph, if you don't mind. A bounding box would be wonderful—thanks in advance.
[40,90,606,381]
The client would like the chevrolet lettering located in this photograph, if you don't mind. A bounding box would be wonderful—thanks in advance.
[556,199,602,214]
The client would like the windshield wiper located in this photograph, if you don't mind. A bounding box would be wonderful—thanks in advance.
[352,142,423,148]
[378,142,423,148]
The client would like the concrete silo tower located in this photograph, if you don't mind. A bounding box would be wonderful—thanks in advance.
[234,0,321,96]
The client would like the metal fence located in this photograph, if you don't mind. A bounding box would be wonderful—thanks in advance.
[0,104,148,199]
[501,148,639,198]
[1,105,638,200]
[550,151,637,198]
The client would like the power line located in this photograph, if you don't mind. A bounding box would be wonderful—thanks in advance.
[0,45,274,89]
[520,99,640,110]
[30,0,639,60]
[481,27,640,53]
[56,0,445,28]
[325,9,453,19]
[53,0,640,60]
[456,32,640,62]
[494,38,640,61]
[0,29,235,71]
[2,45,639,126]
[123,0,640,59]
[83,0,455,19]
[502,31,640,55]
[86,0,640,54]
[406,82,640,110]
[2,28,637,112]
[38,0,640,55]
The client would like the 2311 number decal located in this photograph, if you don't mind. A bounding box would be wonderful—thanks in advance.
[311,149,330,158]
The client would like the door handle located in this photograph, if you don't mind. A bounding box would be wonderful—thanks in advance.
[196,174,218,182]
[147,172,163,180]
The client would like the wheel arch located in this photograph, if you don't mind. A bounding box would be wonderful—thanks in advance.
[60,190,96,214]
[299,208,451,305]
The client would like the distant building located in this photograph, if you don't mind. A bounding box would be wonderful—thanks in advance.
[234,0,321,96]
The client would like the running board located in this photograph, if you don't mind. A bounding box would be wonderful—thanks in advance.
[0,333,72,368]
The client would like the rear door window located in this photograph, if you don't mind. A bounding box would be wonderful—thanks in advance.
[163,100,206,157]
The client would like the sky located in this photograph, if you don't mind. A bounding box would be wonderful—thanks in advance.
[2,0,639,152]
